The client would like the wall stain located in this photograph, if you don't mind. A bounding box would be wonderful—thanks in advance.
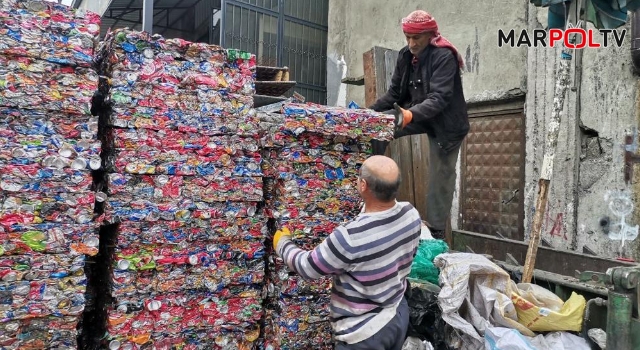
[464,27,480,73]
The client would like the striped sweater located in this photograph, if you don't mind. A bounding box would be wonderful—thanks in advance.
[276,201,422,344]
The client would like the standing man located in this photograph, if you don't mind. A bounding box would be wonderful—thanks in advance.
[273,155,422,350]
[368,10,469,240]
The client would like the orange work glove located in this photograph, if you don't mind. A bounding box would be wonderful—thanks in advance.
[393,103,413,131]
[273,226,291,251]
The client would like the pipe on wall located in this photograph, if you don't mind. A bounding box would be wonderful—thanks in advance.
[632,8,640,73]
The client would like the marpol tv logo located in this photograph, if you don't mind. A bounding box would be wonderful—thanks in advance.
[498,21,626,48]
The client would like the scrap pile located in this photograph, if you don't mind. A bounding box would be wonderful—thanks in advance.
[96,29,267,349]
[261,103,394,349]
[0,0,102,348]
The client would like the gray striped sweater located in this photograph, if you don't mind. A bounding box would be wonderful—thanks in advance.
[276,201,422,344]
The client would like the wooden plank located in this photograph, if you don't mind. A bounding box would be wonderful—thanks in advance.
[373,47,389,98]
[375,47,414,203]
[523,179,551,283]
[341,76,365,86]
[393,138,415,204]
[363,49,377,107]
[382,49,395,161]
[411,135,430,218]
[383,49,396,93]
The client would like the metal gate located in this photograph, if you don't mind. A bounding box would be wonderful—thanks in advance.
[459,105,526,240]
[221,0,328,103]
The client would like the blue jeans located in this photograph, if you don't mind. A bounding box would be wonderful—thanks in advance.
[335,297,410,350]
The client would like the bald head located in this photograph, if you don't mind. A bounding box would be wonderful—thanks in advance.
[360,156,401,202]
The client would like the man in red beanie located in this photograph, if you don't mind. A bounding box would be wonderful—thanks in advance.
[369,10,469,240]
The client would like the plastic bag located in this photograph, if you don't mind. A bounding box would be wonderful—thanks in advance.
[485,327,590,350]
[485,327,537,350]
[402,336,434,350]
[530,331,590,350]
[511,291,586,332]
[406,279,453,350]
[409,239,448,284]
[435,253,535,350]
[516,283,564,312]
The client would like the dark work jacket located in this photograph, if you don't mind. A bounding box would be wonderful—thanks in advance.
[369,45,469,153]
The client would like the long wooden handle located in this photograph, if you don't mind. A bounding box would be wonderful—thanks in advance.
[522,178,550,283]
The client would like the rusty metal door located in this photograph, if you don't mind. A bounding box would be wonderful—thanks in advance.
[460,106,526,240]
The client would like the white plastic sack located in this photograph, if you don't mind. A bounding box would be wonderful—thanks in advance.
[516,283,564,312]
[530,331,591,350]
[434,253,535,350]
[484,327,590,350]
[485,327,537,350]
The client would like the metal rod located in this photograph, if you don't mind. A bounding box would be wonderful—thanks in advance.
[142,0,153,34]
[277,0,284,66]
[523,1,575,282]
[284,12,326,31]
[220,0,227,47]
[101,16,194,33]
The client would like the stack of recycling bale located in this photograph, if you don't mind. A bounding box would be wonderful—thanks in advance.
[0,0,102,348]
[261,103,394,349]
[96,29,267,349]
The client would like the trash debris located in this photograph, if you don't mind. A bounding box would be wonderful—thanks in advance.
[406,279,453,350]
[485,327,590,350]
[587,328,607,349]
[435,253,535,350]
[512,290,586,332]
[530,331,590,350]
[485,327,536,350]
[402,336,435,350]
[516,283,564,312]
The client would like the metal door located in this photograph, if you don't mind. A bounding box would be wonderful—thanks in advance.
[460,107,526,240]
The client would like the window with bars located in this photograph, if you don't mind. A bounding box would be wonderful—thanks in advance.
[221,0,328,104]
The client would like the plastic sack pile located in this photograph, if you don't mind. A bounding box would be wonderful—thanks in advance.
[260,103,394,349]
[0,1,102,348]
[434,253,588,350]
[95,29,266,350]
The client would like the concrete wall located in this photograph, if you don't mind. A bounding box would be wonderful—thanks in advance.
[328,0,640,260]
[524,4,640,260]
[327,0,529,107]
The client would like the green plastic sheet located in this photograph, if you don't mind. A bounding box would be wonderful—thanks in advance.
[409,239,449,285]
